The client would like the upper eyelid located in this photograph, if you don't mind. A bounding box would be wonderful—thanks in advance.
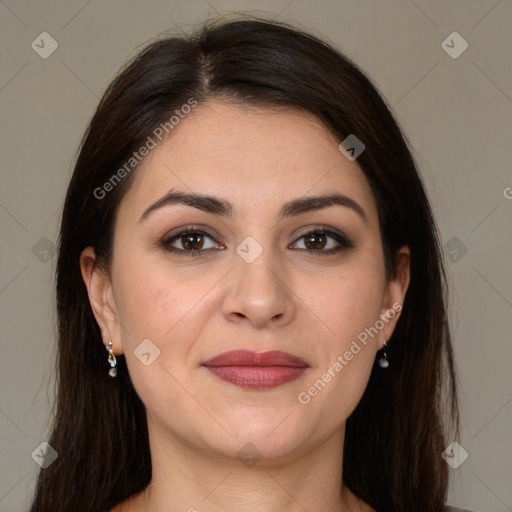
[294,225,346,238]
[163,226,222,243]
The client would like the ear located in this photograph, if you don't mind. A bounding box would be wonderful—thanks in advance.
[79,246,124,355]
[379,245,410,348]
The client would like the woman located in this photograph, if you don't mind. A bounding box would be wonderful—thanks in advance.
[29,17,462,512]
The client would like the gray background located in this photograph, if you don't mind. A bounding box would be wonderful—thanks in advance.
[1,1,511,511]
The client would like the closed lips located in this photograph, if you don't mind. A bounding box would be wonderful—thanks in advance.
[202,349,309,367]
[202,350,309,389]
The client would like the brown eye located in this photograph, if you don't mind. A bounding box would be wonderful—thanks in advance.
[290,227,354,255]
[162,228,223,255]
[181,233,205,250]
[304,233,327,250]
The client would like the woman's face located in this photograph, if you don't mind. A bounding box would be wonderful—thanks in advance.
[82,100,409,464]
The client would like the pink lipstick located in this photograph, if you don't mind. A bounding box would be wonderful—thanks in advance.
[202,349,308,389]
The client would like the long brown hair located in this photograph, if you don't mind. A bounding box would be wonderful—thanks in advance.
[29,17,459,512]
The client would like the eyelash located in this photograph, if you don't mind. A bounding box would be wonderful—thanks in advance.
[160,225,354,257]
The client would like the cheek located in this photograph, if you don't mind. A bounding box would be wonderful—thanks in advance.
[112,245,210,339]
[111,257,212,413]
[318,260,386,343]
[111,249,225,389]
[297,347,374,436]
[294,260,385,420]
[114,275,176,340]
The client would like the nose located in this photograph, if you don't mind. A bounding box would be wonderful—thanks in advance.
[221,247,296,330]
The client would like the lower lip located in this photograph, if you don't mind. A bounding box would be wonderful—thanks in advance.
[204,366,308,389]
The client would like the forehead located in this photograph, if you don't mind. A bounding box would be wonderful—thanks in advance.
[118,100,378,224]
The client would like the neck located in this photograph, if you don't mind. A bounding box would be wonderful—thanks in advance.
[120,417,370,512]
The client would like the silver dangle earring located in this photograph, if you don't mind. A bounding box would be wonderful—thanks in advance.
[378,341,389,368]
[105,340,117,377]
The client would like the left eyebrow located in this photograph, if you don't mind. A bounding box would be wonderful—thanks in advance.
[139,190,233,222]
[139,190,368,225]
